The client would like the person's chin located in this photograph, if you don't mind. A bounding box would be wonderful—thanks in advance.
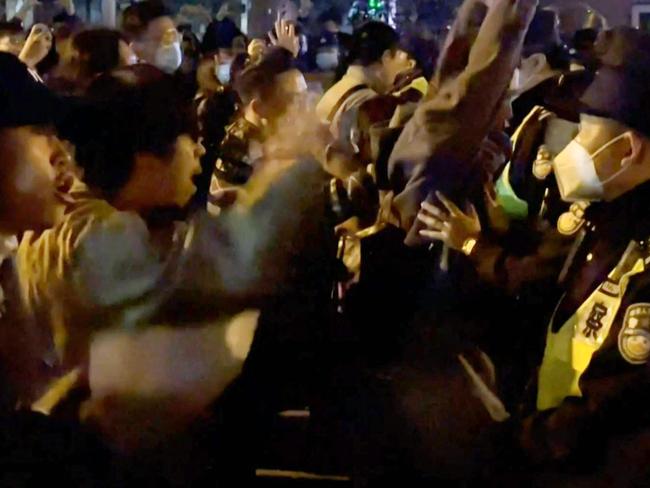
[175,190,196,209]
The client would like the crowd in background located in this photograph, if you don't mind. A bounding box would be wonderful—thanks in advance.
[3,0,650,486]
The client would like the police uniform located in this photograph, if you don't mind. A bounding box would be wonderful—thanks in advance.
[496,69,594,226]
[508,28,650,482]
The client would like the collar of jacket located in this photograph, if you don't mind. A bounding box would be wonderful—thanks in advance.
[587,179,650,244]
[345,65,385,93]
[316,65,380,122]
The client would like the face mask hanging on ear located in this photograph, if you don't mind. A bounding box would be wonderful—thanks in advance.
[553,133,631,202]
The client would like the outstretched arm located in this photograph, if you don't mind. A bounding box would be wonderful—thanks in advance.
[388,0,538,245]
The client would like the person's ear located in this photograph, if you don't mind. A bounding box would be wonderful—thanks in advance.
[252,98,267,118]
[621,131,644,167]
[130,41,143,59]
[381,49,393,64]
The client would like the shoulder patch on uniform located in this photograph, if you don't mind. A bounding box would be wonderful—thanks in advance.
[618,303,650,365]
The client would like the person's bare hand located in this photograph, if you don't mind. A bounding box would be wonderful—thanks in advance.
[269,16,300,58]
[247,38,267,63]
[19,24,52,69]
[417,192,481,251]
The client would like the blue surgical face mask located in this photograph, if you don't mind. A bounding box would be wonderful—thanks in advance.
[154,41,182,73]
[215,62,232,84]
[316,50,339,71]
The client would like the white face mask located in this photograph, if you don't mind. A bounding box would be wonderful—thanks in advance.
[553,134,629,202]
[316,51,338,71]
[154,41,182,73]
[215,62,232,84]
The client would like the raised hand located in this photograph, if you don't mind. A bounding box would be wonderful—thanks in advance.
[19,24,52,69]
[269,16,300,58]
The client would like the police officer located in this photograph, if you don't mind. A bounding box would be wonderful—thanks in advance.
[419,27,650,484]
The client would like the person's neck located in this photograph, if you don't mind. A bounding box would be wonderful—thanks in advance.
[351,64,387,93]
[590,179,650,241]
[111,185,154,215]
[243,106,263,131]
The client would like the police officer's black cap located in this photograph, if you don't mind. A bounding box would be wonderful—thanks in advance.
[581,28,650,138]
[543,69,594,122]
[0,52,70,130]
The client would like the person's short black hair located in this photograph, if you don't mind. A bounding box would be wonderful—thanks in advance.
[70,65,197,198]
[573,28,599,51]
[317,7,342,26]
[73,28,125,78]
[122,0,170,40]
[0,20,23,36]
[230,51,249,85]
[0,52,70,130]
[200,17,244,54]
[349,21,400,66]
[234,47,295,105]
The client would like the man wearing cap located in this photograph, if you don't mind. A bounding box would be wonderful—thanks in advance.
[517,26,650,478]
[317,21,414,139]
[418,27,650,482]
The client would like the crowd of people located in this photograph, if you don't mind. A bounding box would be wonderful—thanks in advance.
[1,0,650,485]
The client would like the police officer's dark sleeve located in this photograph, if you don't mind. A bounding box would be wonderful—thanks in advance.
[520,276,650,466]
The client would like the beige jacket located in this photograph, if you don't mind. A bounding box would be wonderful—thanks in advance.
[316,65,381,136]
[386,0,538,245]
[16,159,328,418]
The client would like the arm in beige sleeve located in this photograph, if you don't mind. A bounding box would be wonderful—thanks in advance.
[388,0,538,240]
[434,0,485,87]
[170,157,330,318]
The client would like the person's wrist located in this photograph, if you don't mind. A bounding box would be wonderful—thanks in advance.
[461,235,480,257]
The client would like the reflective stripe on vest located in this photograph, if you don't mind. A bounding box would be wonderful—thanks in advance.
[537,240,647,411]
[495,163,529,220]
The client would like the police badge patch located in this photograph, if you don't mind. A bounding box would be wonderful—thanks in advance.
[618,304,650,365]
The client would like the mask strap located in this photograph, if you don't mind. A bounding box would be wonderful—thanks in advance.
[591,133,632,186]
[590,133,629,161]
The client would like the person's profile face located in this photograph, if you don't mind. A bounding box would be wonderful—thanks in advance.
[136,16,178,64]
[382,49,415,88]
[157,135,204,208]
[0,126,66,233]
